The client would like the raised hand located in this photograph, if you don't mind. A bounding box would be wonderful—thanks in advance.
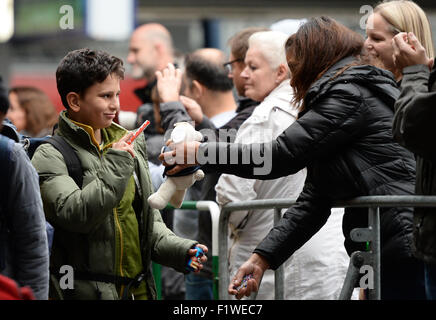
[155,63,183,103]
[392,32,434,71]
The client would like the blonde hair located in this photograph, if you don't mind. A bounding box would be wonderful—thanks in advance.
[375,0,434,58]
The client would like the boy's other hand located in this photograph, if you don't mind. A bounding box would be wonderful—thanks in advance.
[112,132,135,158]
[187,244,208,273]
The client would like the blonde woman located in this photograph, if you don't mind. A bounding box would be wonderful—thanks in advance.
[364,0,434,81]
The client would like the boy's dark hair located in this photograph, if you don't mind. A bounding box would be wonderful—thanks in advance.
[0,77,9,115]
[56,48,125,109]
[228,27,270,61]
[184,52,233,92]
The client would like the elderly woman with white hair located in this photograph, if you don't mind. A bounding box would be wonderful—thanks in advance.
[215,30,353,300]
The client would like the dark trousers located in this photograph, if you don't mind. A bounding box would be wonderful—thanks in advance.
[424,262,436,300]
[381,257,426,300]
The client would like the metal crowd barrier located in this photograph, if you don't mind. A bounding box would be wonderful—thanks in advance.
[219,195,436,300]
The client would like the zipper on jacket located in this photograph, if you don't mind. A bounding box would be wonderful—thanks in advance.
[113,208,125,297]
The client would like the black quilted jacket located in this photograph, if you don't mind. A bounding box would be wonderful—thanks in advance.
[200,56,417,269]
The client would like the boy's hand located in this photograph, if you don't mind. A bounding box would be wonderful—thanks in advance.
[155,63,182,103]
[112,132,135,158]
[187,244,208,273]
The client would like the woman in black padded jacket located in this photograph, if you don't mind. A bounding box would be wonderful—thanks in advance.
[161,17,426,300]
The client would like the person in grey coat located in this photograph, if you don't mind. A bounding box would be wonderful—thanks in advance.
[0,77,49,300]
[391,31,436,300]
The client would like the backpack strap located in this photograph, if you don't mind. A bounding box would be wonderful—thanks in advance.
[45,135,83,189]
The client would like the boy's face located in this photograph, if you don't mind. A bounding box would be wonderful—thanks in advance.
[72,73,121,130]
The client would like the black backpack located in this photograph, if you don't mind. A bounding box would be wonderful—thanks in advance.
[39,135,83,189]
[30,135,82,255]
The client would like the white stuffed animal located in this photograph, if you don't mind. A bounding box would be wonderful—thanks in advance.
[148,122,205,210]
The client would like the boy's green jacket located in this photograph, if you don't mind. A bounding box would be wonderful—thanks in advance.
[32,111,197,299]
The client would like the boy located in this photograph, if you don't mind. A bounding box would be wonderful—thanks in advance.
[31,49,207,300]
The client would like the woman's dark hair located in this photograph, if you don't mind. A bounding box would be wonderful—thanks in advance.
[286,16,364,109]
[56,48,124,109]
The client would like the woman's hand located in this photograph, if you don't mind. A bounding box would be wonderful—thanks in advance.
[392,32,434,71]
[228,253,269,300]
[158,140,201,175]
[112,132,135,158]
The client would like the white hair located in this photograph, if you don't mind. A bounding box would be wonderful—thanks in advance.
[248,31,290,69]
[270,18,307,36]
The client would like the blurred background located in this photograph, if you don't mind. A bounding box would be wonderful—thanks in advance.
[1,0,435,114]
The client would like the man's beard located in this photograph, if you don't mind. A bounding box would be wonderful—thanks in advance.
[130,64,156,81]
[143,67,157,81]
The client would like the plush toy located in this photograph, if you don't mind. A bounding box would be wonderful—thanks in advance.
[147,122,204,210]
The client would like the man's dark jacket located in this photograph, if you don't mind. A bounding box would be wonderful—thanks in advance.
[392,61,436,265]
[200,56,417,268]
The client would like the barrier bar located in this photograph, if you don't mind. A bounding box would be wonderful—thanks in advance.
[219,195,436,300]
